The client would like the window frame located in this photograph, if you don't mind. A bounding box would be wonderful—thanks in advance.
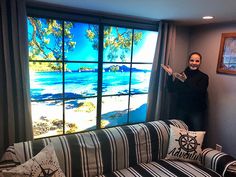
[27,3,159,138]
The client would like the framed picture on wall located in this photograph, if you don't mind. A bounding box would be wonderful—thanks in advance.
[217,32,236,74]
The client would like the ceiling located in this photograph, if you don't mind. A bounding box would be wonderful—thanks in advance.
[30,0,236,26]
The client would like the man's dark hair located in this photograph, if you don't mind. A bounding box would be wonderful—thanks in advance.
[188,52,202,61]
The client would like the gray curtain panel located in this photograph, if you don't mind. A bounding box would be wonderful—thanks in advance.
[146,21,176,121]
[0,0,33,157]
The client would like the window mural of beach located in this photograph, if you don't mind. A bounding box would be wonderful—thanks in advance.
[28,17,158,138]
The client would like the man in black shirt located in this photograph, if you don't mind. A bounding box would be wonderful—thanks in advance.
[161,52,209,131]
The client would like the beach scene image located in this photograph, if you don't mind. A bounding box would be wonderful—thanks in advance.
[28,17,158,138]
[222,37,236,70]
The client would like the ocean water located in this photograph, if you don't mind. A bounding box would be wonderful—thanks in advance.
[30,71,151,101]
[30,71,150,137]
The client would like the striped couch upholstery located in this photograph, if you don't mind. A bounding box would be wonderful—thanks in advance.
[201,148,236,177]
[1,119,235,177]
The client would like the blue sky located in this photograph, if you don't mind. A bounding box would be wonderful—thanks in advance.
[28,17,158,71]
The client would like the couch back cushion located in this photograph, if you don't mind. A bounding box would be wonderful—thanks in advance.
[13,119,187,177]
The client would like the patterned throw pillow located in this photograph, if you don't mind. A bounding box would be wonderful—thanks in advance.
[165,125,205,163]
[2,144,65,177]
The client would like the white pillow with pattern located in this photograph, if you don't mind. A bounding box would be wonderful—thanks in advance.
[166,125,205,163]
[2,144,65,177]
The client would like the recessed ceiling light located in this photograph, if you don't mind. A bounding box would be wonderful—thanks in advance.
[203,16,214,20]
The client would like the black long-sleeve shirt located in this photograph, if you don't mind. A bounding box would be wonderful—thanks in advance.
[167,67,209,112]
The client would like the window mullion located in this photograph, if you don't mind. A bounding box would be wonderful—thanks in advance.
[62,20,65,134]
[127,28,135,124]
[96,23,104,129]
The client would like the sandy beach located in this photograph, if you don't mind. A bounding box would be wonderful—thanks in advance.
[32,94,148,138]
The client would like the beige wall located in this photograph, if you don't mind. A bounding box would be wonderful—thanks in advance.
[173,23,236,157]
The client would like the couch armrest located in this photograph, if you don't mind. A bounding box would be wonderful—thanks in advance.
[201,148,236,177]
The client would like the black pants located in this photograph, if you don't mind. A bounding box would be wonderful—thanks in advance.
[177,109,206,131]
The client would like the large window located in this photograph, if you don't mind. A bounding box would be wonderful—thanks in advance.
[28,16,158,138]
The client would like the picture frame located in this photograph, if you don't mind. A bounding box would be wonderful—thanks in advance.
[217,33,236,74]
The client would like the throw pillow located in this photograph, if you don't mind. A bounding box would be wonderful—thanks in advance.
[2,144,65,177]
[165,125,205,163]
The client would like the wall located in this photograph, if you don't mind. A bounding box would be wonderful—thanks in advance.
[189,23,236,157]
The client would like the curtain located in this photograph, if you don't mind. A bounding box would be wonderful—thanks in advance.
[0,0,33,157]
[146,21,176,121]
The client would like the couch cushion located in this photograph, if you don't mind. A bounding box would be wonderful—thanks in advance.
[101,160,221,177]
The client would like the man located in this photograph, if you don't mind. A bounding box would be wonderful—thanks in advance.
[161,52,209,131]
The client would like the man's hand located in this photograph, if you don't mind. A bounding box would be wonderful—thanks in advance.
[161,64,173,76]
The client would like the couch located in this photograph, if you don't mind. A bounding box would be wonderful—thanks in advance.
[1,119,236,177]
